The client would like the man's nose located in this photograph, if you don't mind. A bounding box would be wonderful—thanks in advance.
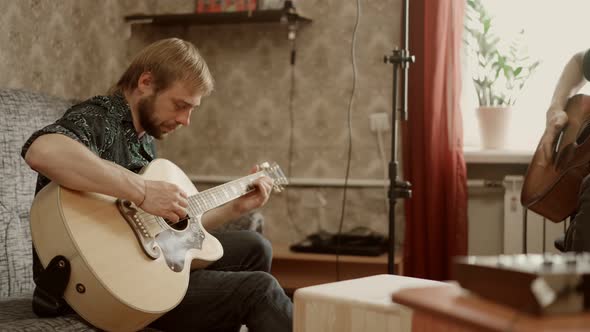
[177,111,191,126]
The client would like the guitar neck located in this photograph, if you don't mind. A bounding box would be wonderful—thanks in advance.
[188,172,266,213]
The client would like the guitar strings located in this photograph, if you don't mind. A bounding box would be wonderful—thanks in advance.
[134,193,212,230]
[136,198,200,229]
[131,171,270,232]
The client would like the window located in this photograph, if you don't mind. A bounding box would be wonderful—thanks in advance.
[462,0,590,151]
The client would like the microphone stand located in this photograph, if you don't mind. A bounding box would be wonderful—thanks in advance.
[383,0,414,274]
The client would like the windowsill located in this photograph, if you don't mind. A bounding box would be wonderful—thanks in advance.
[463,146,533,164]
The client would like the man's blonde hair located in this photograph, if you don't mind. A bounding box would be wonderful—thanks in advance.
[110,38,214,95]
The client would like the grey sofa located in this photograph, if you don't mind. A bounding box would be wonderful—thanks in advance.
[0,89,261,331]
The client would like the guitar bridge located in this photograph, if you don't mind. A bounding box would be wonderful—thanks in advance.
[116,199,161,260]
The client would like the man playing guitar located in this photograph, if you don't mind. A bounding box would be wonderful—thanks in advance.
[22,38,292,331]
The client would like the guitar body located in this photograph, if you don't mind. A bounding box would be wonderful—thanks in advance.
[522,95,590,222]
[30,159,224,331]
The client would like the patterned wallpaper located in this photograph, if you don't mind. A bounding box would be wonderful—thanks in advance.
[1,0,404,246]
[0,0,190,99]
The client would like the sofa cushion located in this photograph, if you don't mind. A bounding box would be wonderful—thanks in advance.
[0,316,95,332]
[0,209,34,298]
[0,291,166,331]
[0,291,95,331]
[0,89,72,298]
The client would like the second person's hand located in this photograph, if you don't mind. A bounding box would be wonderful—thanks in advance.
[539,109,568,165]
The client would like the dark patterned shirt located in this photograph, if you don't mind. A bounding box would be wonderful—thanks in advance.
[21,92,156,284]
[21,93,157,195]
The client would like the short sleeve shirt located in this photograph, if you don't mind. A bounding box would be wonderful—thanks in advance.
[21,93,157,195]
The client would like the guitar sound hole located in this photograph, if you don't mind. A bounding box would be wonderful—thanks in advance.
[576,122,590,145]
[166,216,190,231]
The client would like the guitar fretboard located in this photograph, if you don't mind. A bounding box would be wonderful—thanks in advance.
[188,172,266,213]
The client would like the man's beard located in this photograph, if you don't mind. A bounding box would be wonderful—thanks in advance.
[137,94,164,139]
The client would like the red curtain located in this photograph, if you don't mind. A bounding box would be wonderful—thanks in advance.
[402,0,468,280]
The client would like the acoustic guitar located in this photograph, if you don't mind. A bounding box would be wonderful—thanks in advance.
[30,158,287,331]
[453,253,590,315]
[521,94,590,222]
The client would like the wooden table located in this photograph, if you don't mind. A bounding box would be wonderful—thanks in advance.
[392,284,590,332]
[271,243,402,292]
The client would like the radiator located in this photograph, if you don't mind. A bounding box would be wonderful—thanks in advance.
[467,176,565,255]
[502,175,564,254]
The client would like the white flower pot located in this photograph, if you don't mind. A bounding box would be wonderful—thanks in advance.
[476,106,511,149]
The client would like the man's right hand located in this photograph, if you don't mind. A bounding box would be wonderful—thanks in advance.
[138,180,189,223]
[539,109,569,164]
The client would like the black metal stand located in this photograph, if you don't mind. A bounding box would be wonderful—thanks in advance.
[383,0,414,274]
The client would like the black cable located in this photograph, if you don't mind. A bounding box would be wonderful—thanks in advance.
[285,21,306,241]
[336,0,361,281]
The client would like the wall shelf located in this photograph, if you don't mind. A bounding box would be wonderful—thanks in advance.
[124,10,311,26]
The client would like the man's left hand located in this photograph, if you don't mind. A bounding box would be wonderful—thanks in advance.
[231,166,274,216]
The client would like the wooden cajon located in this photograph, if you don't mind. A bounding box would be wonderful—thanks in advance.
[293,274,445,332]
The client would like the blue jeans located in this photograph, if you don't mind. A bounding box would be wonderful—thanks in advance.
[150,231,293,332]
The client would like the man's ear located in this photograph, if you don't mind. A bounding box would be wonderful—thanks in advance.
[137,72,155,96]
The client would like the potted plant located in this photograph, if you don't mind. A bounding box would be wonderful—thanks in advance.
[464,0,540,149]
